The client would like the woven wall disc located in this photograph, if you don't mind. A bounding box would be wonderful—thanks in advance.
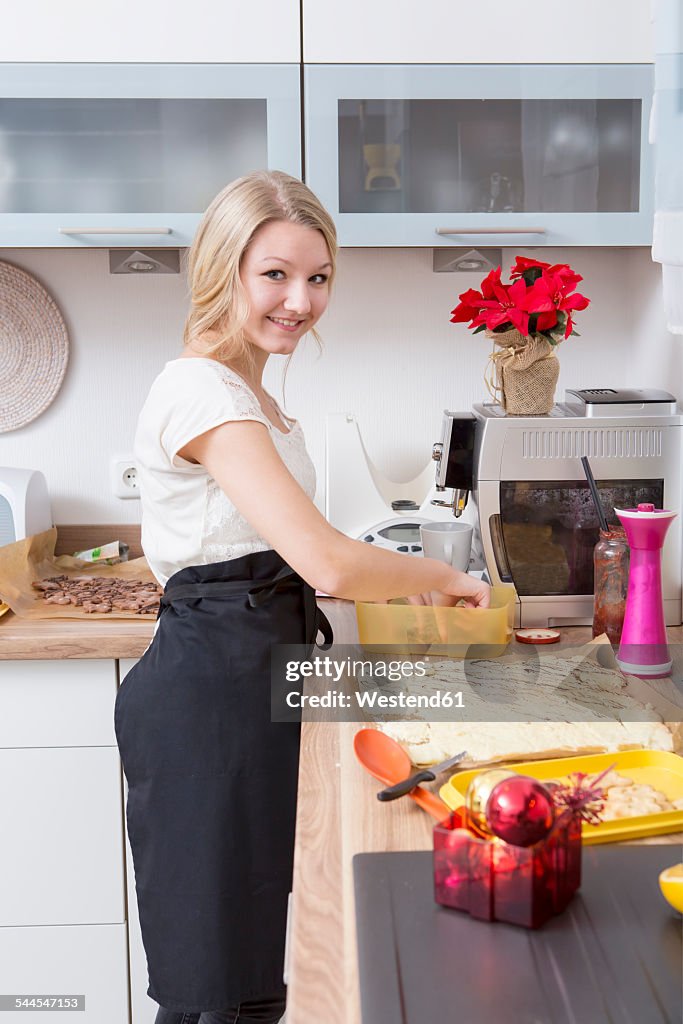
[0,261,69,432]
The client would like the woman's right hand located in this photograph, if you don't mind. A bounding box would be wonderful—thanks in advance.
[406,570,491,609]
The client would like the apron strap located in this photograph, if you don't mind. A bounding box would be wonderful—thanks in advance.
[161,581,250,604]
[249,572,334,651]
[161,566,334,650]
[312,602,334,651]
[161,570,299,607]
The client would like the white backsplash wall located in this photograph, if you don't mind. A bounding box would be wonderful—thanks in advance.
[0,246,679,525]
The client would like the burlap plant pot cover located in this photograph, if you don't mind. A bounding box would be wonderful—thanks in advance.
[486,327,560,416]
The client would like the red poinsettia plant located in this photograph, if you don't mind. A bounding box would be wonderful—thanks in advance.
[450,256,590,346]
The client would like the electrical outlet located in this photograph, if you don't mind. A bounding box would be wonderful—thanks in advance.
[111,457,140,500]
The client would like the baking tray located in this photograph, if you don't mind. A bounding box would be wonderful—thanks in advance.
[355,585,516,657]
[439,749,683,844]
[0,528,159,619]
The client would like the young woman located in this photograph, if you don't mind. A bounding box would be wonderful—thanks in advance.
[115,170,489,1024]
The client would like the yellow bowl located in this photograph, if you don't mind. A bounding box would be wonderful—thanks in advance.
[0,601,9,618]
[659,863,683,913]
[355,585,516,657]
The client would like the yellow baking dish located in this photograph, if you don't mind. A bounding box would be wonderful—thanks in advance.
[439,749,683,845]
[355,585,516,658]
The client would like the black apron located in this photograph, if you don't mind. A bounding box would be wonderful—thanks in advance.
[114,549,332,1013]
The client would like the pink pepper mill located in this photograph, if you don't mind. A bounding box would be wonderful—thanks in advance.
[615,503,676,677]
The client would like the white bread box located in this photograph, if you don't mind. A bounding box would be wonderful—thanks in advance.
[0,468,52,547]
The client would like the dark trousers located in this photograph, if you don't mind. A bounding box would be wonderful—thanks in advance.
[154,995,286,1024]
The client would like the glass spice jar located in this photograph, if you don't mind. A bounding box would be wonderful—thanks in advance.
[592,526,630,644]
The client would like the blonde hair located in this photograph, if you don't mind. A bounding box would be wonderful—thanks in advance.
[184,170,338,369]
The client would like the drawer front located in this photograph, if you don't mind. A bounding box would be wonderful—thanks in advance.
[0,659,116,747]
[0,922,129,1023]
[0,746,125,926]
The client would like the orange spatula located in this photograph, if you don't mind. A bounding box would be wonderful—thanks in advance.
[353,728,453,822]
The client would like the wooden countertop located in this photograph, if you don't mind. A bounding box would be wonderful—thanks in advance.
[0,610,154,660]
[288,602,683,1024]
[3,592,682,1018]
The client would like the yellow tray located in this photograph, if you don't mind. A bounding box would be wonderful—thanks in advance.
[355,585,516,657]
[439,750,683,845]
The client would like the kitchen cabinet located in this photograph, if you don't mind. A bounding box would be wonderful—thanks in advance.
[0,660,128,1022]
[305,64,654,247]
[0,747,124,926]
[0,1,300,64]
[0,658,117,746]
[0,63,301,247]
[0,925,129,1024]
[303,0,654,64]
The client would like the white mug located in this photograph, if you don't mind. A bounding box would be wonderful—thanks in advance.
[420,521,473,572]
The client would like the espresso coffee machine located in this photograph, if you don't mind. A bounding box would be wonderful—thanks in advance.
[432,389,683,628]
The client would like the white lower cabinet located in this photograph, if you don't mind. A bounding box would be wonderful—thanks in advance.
[0,659,117,747]
[119,658,158,1024]
[0,922,129,1023]
[0,746,124,925]
[0,660,130,1021]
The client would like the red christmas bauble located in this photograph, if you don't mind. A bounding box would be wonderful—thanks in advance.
[485,775,555,847]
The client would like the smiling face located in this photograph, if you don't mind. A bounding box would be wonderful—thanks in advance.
[239,219,332,358]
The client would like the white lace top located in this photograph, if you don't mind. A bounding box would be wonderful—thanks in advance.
[134,358,316,587]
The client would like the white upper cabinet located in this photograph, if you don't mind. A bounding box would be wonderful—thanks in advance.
[303,0,654,64]
[306,64,654,246]
[0,64,301,247]
[0,1,301,63]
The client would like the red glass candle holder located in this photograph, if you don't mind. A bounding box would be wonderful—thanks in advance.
[433,809,582,929]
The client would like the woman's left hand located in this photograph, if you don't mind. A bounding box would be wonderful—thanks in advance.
[405,591,461,607]
[406,574,491,609]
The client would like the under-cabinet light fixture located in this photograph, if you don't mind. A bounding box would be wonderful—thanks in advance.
[432,247,502,274]
[109,250,181,275]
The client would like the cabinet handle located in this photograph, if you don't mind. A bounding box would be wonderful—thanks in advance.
[59,227,172,235]
[283,892,293,986]
[435,227,547,235]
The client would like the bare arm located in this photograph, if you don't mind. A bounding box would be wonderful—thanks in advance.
[179,420,489,607]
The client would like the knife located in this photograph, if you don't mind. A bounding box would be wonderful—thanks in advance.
[376,750,468,802]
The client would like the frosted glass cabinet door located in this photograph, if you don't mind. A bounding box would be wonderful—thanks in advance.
[0,64,301,247]
[305,65,653,246]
